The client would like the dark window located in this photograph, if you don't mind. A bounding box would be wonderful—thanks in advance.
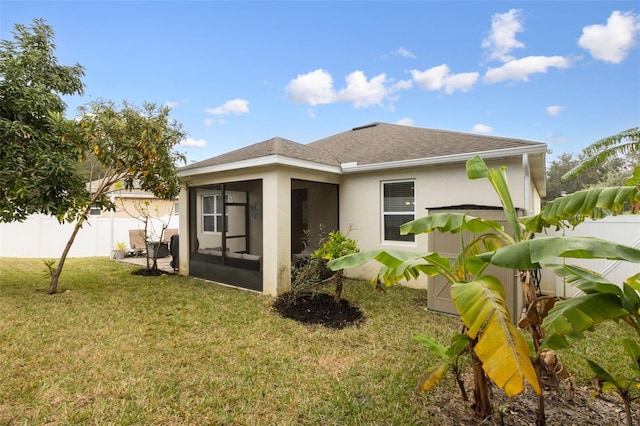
[382,181,415,242]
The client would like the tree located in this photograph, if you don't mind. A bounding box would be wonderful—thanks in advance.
[545,152,625,202]
[47,100,186,294]
[0,19,86,223]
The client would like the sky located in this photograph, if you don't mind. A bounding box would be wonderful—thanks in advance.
[1,1,639,165]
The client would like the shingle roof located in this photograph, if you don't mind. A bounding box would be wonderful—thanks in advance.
[180,136,340,171]
[308,122,546,166]
[180,122,546,172]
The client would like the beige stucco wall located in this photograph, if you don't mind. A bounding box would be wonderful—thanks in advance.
[96,197,176,219]
[338,156,534,288]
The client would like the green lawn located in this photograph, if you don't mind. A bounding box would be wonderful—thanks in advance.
[0,258,631,424]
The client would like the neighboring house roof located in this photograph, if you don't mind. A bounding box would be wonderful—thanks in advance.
[180,123,547,192]
[87,178,161,199]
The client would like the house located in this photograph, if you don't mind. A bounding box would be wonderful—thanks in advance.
[176,122,547,307]
[87,179,178,220]
[87,179,179,252]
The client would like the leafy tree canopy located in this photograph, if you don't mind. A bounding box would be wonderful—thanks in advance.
[0,18,86,222]
[545,151,635,202]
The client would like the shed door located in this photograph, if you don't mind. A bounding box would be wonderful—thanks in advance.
[427,209,523,323]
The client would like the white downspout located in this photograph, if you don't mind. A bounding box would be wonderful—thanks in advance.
[523,153,531,216]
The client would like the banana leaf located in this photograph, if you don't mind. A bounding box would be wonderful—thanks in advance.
[400,212,507,238]
[466,155,522,242]
[482,236,640,270]
[328,249,458,286]
[452,276,541,396]
[542,293,629,349]
[544,263,623,297]
[416,363,450,394]
[522,186,639,233]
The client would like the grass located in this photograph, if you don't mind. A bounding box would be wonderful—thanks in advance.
[0,258,634,424]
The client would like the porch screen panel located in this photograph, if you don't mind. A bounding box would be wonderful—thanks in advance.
[382,180,415,242]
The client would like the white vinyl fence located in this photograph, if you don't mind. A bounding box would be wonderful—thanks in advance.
[537,215,640,297]
[0,214,179,258]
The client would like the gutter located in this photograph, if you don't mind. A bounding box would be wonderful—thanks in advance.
[340,145,547,174]
[179,154,342,177]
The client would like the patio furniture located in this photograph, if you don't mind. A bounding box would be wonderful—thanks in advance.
[128,229,146,257]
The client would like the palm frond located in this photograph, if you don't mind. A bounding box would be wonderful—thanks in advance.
[563,127,639,180]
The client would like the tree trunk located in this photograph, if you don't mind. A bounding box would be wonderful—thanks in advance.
[535,356,546,426]
[334,270,344,302]
[622,392,632,426]
[49,217,86,294]
[453,365,469,402]
[470,346,492,419]
[520,269,547,425]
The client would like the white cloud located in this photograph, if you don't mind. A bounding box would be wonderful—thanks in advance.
[307,108,317,119]
[286,69,407,108]
[285,69,335,106]
[411,65,479,94]
[411,64,449,90]
[336,71,389,108]
[396,118,414,126]
[164,99,188,109]
[181,138,207,148]
[472,124,494,134]
[578,10,639,64]
[482,9,525,62]
[395,47,416,58]
[391,79,413,91]
[483,56,572,83]
[444,72,480,94]
[546,105,565,116]
[204,98,250,116]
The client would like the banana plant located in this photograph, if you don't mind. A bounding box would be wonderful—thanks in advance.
[414,333,470,402]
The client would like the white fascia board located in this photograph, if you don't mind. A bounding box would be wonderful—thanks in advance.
[340,145,547,173]
[178,154,342,177]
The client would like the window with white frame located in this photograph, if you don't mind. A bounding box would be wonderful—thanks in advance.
[202,194,226,233]
[382,180,415,243]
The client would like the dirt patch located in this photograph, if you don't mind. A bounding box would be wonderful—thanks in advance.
[272,291,365,329]
[421,377,628,425]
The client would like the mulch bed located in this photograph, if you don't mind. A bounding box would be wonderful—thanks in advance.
[272,291,365,329]
[131,268,171,276]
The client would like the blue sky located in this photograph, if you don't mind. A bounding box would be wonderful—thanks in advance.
[2,1,639,165]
